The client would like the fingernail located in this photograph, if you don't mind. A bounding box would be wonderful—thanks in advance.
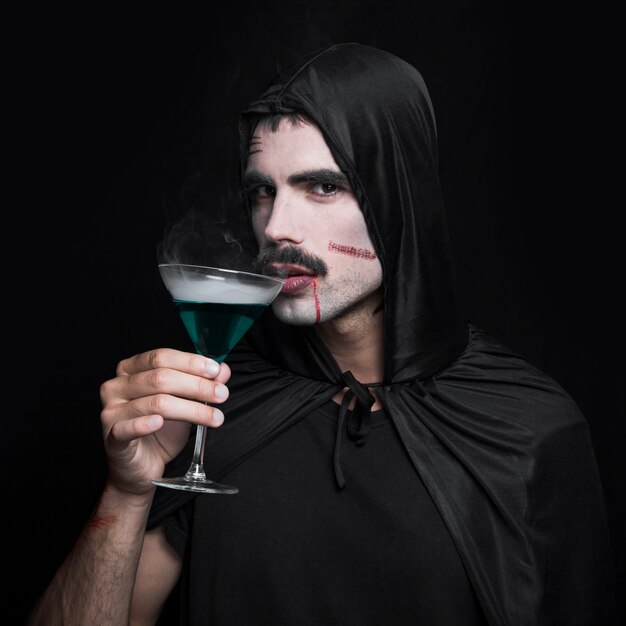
[214,385,228,400]
[213,409,224,425]
[206,361,220,376]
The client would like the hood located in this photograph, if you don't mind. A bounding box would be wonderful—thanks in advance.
[238,42,468,383]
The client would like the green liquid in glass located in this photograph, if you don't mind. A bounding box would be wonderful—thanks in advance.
[174,300,267,363]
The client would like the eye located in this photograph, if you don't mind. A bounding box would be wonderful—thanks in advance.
[310,183,341,196]
[249,185,276,203]
[257,185,276,198]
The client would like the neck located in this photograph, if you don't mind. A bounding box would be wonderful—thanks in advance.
[315,289,384,409]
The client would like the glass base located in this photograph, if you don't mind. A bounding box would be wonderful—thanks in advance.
[151,476,238,494]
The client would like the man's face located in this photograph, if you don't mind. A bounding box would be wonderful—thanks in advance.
[244,119,382,326]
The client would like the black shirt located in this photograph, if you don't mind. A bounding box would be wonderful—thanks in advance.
[159,400,487,625]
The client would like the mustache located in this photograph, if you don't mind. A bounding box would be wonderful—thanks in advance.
[253,245,328,276]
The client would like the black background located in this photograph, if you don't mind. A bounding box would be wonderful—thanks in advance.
[6,2,623,623]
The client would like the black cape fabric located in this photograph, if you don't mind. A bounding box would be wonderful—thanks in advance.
[149,43,615,624]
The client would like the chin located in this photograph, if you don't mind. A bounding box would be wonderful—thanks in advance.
[272,302,319,326]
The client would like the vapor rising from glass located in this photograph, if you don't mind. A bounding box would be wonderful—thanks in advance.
[157,180,256,272]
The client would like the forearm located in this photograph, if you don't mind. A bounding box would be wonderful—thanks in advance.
[27,481,155,626]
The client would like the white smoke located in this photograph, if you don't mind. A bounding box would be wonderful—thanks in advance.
[157,183,256,271]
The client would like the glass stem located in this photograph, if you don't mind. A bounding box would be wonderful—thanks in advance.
[183,424,208,482]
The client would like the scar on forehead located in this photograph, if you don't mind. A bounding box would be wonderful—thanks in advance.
[249,135,263,156]
[328,241,377,260]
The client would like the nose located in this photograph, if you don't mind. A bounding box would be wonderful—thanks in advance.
[262,191,304,246]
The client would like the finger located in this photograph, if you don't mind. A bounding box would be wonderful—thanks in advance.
[102,394,225,433]
[117,348,222,379]
[102,367,230,406]
[214,362,231,384]
[106,415,165,449]
[142,394,225,426]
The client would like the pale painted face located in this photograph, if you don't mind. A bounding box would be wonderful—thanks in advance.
[244,119,383,326]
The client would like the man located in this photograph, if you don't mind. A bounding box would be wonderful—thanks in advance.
[29,43,614,625]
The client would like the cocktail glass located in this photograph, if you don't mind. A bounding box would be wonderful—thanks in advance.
[153,263,284,494]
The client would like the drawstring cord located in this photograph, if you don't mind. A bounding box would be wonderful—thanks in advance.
[333,371,378,489]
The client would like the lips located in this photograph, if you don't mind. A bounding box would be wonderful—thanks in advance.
[281,275,315,293]
[266,263,316,295]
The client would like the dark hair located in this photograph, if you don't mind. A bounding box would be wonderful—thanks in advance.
[240,110,316,174]
[251,110,314,133]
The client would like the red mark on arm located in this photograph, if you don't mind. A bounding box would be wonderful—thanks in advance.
[328,241,377,260]
[86,515,118,531]
[313,279,321,324]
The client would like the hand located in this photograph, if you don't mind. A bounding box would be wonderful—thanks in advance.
[99,348,231,496]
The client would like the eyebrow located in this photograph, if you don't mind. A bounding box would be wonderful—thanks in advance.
[241,171,275,192]
[242,168,351,191]
[288,169,351,187]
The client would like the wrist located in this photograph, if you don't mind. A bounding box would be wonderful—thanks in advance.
[101,478,156,513]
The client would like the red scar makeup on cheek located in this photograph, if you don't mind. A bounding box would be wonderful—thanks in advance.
[328,240,377,260]
[313,279,321,323]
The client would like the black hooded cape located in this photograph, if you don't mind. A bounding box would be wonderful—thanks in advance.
[148,43,615,625]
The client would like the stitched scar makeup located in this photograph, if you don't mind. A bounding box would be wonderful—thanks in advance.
[328,241,377,260]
